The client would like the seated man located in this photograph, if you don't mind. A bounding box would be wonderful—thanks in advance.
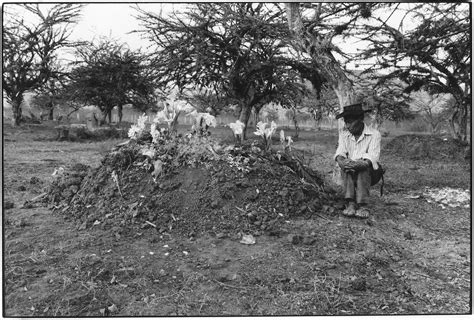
[334,103,381,218]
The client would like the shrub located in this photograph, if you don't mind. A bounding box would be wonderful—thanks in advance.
[407,121,428,133]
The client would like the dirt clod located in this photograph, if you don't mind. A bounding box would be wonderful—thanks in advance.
[351,278,367,291]
[4,200,15,209]
[287,234,303,245]
[30,177,41,184]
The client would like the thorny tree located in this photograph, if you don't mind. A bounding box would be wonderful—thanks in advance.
[354,74,414,129]
[2,4,82,126]
[358,3,471,142]
[135,3,314,140]
[65,40,156,124]
[29,77,66,121]
[410,90,453,134]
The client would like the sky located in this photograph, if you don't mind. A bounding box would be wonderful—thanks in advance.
[68,3,178,52]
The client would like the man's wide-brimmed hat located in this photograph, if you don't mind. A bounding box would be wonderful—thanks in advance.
[335,103,371,119]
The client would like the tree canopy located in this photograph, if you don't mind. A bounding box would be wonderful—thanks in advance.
[357,3,471,141]
[135,3,316,137]
[64,40,157,123]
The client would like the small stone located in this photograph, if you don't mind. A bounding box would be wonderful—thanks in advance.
[404,231,413,240]
[287,234,303,245]
[351,278,367,291]
[108,304,118,313]
[216,232,226,239]
[210,200,219,209]
[4,201,14,209]
[302,236,316,245]
[78,221,87,230]
[226,273,240,281]
[267,229,281,237]
[17,185,26,191]
[30,177,41,184]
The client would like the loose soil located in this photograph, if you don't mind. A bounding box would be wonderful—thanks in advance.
[3,123,471,316]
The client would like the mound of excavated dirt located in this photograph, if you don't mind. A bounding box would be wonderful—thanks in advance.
[383,134,469,161]
[47,134,337,238]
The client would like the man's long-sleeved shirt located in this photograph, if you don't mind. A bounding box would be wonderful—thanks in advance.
[334,124,381,170]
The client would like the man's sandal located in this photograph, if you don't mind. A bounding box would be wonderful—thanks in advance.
[355,207,370,219]
[342,206,356,217]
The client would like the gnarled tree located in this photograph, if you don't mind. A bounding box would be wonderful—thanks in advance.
[2,4,82,126]
[284,3,381,122]
[358,3,470,142]
[64,40,157,124]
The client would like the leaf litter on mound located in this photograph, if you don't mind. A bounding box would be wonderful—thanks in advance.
[47,133,336,237]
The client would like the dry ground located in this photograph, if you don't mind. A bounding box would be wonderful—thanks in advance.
[3,122,471,316]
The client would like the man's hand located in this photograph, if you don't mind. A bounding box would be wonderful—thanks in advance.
[336,156,350,170]
[344,159,370,172]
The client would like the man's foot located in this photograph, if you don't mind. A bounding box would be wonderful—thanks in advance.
[355,207,370,219]
[342,202,356,217]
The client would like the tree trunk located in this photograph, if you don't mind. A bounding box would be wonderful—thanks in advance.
[107,109,112,124]
[294,119,299,139]
[459,102,468,142]
[101,112,107,126]
[449,103,469,142]
[333,79,356,131]
[48,101,54,120]
[285,3,356,133]
[11,98,23,126]
[253,108,259,127]
[238,103,252,141]
[292,111,299,139]
[118,105,123,123]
